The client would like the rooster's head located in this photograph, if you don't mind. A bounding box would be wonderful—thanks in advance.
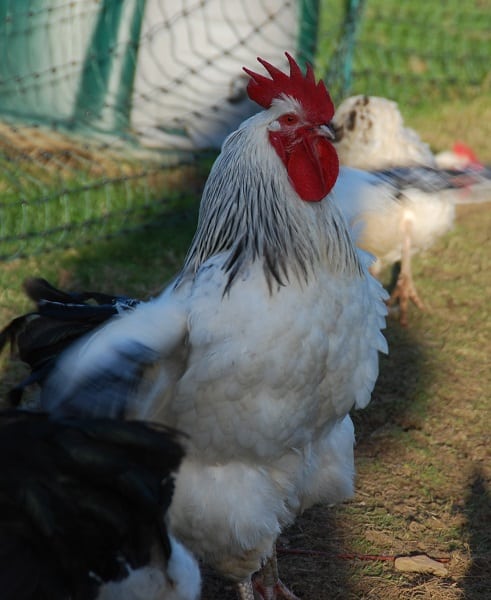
[244,53,339,202]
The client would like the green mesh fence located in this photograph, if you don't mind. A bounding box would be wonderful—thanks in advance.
[0,0,489,261]
[0,0,320,260]
[319,0,491,108]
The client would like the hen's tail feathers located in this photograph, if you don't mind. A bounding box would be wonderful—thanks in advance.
[0,278,141,405]
[374,165,491,204]
[0,409,186,600]
[446,165,491,204]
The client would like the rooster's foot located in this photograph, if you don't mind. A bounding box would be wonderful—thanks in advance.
[237,578,300,600]
[252,577,301,600]
[251,547,300,600]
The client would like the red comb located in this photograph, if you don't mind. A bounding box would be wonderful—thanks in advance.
[243,52,334,123]
[452,141,479,164]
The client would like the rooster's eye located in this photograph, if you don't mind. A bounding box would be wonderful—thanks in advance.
[279,114,299,126]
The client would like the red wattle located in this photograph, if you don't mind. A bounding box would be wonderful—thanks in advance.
[286,137,339,202]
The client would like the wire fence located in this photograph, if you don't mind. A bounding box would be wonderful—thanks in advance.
[0,0,489,261]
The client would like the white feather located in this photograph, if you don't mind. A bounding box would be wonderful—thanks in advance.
[96,537,201,600]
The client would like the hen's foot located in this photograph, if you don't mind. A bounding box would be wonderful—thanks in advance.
[388,271,425,327]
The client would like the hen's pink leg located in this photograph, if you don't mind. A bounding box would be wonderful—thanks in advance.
[388,218,425,326]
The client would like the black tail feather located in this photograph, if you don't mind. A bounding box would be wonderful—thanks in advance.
[0,279,141,404]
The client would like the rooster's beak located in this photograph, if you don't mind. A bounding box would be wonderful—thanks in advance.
[319,122,337,141]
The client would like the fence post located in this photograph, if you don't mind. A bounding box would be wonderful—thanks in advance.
[73,0,146,134]
[297,0,321,67]
[324,0,365,100]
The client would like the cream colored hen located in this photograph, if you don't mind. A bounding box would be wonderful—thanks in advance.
[332,94,490,325]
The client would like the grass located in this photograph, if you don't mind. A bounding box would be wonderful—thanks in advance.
[319,0,491,111]
[0,120,213,260]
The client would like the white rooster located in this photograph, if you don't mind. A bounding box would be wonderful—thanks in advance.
[331,94,491,325]
[6,55,388,599]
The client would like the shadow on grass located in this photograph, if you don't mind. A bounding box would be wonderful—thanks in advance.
[461,469,491,598]
[354,319,433,443]
[61,199,200,295]
[200,508,355,599]
[279,507,362,600]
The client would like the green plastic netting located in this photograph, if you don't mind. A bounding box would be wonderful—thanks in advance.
[0,0,319,260]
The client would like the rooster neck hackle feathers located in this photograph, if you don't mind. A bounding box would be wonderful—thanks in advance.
[176,55,357,293]
[180,100,361,293]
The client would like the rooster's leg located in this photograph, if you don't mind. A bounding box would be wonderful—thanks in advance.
[388,217,425,326]
[251,547,301,600]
